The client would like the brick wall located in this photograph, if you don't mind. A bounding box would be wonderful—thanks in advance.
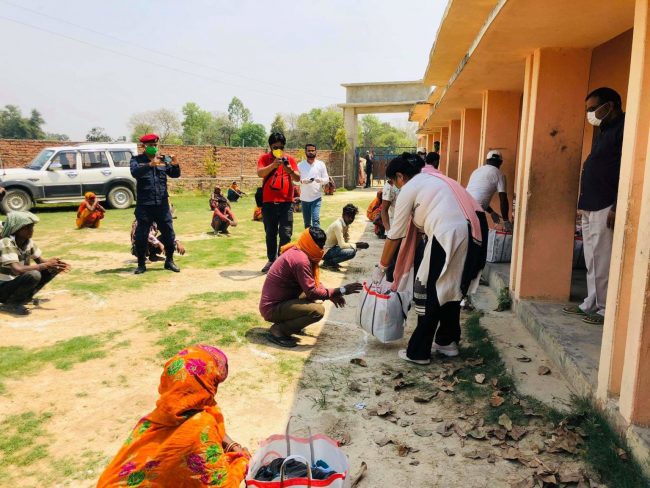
[0,139,344,191]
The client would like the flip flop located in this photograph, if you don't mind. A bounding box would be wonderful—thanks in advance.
[582,313,604,325]
[265,332,297,348]
[562,305,586,316]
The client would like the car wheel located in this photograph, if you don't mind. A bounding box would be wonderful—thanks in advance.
[107,185,134,209]
[0,188,33,213]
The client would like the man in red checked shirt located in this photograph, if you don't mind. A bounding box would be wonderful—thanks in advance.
[257,132,300,273]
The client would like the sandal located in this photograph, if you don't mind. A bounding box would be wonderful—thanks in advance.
[562,305,586,316]
[265,332,297,348]
[582,313,604,325]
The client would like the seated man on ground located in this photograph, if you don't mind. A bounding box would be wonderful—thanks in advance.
[322,204,369,270]
[0,212,71,315]
[97,344,250,488]
[76,191,105,229]
[227,181,245,202]
[211,197,238,235]
[259,227,362,348]
[131,220,185,263]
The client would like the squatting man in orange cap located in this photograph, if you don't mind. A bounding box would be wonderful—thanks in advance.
[130,133,181,274]
[259,227,362,348]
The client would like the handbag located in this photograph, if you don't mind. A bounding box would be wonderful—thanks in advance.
[246,419,349,488]
[356,280,409,343]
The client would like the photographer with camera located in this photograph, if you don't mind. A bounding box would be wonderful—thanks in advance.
[257,132,300,273]
[130,133,181,275]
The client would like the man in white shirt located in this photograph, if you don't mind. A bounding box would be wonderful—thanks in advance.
[298,144,329,228]
[322,204,369,270]
[466,150,512,230]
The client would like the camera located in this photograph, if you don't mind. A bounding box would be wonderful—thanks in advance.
[282,157,289,166]
[159,155,171,164]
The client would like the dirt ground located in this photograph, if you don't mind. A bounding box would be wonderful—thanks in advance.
[0,190,595,487]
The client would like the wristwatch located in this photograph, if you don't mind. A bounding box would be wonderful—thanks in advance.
[339,286,346,295]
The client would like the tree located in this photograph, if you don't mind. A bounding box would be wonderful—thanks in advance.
[204,112,236,146]
[0,105,46,139]
[284,106,344,149]
[227,97,251,129]
[358,115,416,148]
[129,108,182,144]
[86,127,112,142]
[270,114,287,135]
[231,122,267,147]
[46,133,70,141]
[181,102,213,145]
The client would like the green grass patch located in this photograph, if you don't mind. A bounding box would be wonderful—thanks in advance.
[0,411,52,479]
[0,336,107,393]
[144,291,259,358]
[456,312,650,488]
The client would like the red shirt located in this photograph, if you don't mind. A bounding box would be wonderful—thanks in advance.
[257,153,298,203]
[259,247,335,320]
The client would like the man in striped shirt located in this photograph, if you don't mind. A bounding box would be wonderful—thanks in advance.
[0,212,70,316]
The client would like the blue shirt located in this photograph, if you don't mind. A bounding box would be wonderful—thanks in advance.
[130,154,181,206]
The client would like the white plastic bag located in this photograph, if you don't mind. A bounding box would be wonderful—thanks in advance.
[246,422,349,488]
[356,281,409,343]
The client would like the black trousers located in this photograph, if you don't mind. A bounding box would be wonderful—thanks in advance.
[364,164,373,187]
[406,236,461,360]
[0,269,56,304]
[262,202,293,262]
[134,203,176,265]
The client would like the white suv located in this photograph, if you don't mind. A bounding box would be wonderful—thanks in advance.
[0,143,138,213]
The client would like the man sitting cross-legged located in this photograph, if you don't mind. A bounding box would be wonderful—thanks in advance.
[322,204,369,271]
[259,227,362,348]
[0,212,71,315]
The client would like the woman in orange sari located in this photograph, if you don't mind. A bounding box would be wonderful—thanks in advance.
[97,345,250,488]
[76,192,105,228]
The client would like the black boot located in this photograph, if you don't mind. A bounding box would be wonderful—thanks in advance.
[134,257,146,275]
[164,260,180,272]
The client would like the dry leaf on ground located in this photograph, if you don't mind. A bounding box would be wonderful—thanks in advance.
[490,394,505,407]
[537,365,551,375]
[414,392,438,403]
[498,414,513,431]
[413,427,433,437]
[443,448,455,456]
[436,422,454,437]
[350,461,367,488]
[508,426,527,441]
[350,358,367,367]
[475,373,486,384]
[516,356,532,363]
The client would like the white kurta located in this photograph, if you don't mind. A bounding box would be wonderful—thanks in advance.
[387,172,471,305]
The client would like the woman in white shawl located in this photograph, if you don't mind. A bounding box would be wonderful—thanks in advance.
[372,153,488,365]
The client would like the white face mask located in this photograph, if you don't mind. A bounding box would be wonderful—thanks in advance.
[587,103,610,127]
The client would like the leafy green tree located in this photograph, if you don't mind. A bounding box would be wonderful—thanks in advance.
[358,115,415,148]
[181,102,213,145]
[86,127,112,142]
[227,97,251,129]
[231,122,267,147]
[270,114,287,135]
[333,127,349,151]
[46,133,70,141]
[284,106,344,149]
[204,113,236,146]
[0,105,46,139]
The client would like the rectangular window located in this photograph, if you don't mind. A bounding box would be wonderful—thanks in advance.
[53,151,77,170]
[109,150,134,167]
[81,151,109,169]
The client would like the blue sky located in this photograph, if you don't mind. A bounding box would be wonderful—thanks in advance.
[0,0,444,140]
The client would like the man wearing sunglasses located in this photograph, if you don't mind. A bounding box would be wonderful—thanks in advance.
[563,87,624,326]
[257,132,300,273]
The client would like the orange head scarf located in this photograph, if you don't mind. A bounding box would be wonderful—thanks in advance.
[84,191,96,201]
[97,345,249,488]
[280,229,324,286]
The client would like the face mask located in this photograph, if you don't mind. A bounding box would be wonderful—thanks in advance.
[272,149,284,159]
[145,146,158,156]
[587,103,610,127]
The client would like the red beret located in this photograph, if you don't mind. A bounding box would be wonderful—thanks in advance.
[139,133,160,143]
